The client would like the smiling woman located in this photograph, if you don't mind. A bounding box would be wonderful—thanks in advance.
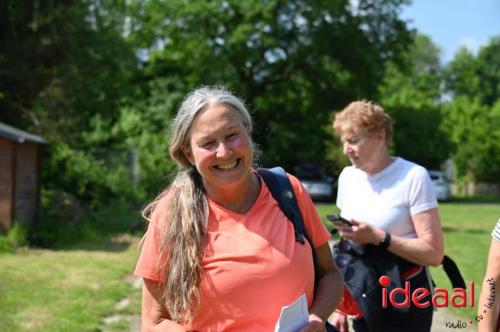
[134,86,343,331]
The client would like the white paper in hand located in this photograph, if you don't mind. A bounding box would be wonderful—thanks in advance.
[274,293,309,332]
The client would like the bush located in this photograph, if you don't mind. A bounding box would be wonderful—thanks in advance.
[0,223,28,253]
[30,191,141,248]
[0,236,13,253]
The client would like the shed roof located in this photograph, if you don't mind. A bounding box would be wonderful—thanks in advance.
[0,122,48,144]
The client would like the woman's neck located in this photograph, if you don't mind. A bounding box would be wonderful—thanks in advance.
[364,154,394,176]
[204,173,261,214]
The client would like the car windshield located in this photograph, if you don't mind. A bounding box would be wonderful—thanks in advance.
[294,163,325,180]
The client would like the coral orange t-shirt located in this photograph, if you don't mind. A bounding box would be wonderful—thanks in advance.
[134,173,331,331]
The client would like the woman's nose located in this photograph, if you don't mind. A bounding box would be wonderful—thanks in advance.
[343,142,351,155]
[215,141,231,158]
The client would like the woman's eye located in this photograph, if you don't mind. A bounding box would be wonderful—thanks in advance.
[226,133,238,140]
[202,141,215,148]
[348,137,360,144]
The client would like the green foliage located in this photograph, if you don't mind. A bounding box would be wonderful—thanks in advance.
[377,34,450,168]
[443,37,500,182]
[1,1,137,140]
[444,48,480,99]
[6,223,28,248]
[32,192,140,248]
[0,223,28,253]
[476,36,500,106]
[128,0,413,168]
[0,237,13,253]
[442,97,500,182]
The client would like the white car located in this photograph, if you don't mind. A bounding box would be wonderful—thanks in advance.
[300,179,335,202]
[428,170,452,201]
[294,162,335,202]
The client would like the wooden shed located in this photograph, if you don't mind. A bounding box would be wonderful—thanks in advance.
[0,122,47,233]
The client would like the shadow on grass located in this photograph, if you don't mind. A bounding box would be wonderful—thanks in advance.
[443,196,500,204]
[442,226,490,235]
[63,234,140,252]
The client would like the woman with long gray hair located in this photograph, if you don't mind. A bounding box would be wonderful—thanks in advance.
[134,86,342,331]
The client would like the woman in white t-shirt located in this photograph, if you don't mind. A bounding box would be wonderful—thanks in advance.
[477,219,500,332]
[329,100,444,332]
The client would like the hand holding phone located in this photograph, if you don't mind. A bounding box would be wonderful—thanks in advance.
[326,214,353,227]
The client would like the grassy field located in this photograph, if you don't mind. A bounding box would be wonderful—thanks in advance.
[316,198,500,320]
[0,235,142,332]
[0,198,498,331]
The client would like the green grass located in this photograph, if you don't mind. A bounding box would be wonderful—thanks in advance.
[315,199,500,321]
[0,235,142,332]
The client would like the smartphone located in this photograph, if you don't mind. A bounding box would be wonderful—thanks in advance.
[326,214,353,227]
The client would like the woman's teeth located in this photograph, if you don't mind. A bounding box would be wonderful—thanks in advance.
[217,160,238,170]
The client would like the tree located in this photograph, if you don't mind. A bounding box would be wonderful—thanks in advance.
[442,97,500,182]
[0,0,137,145]
[443,36,500,182]
[476,36,500,106]
[127,0,413,169]
[377,34,450,169]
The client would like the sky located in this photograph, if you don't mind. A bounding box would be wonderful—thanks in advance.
[401,0,500,63]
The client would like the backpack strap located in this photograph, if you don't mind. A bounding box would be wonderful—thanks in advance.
[256,167,319,278]
[257,167,309,244]
[442,255,466,289]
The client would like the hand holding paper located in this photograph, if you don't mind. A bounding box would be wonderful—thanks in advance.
[274,294,309,332]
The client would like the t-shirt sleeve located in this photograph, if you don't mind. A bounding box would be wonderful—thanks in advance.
[408,166,438,215]
[336,169,346,211]
[134,200,168,282]
[288,173,331,248]
[492,219,500,242]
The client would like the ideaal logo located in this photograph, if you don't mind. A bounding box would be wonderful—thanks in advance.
[378,275,496,329]
[378,275,474,308]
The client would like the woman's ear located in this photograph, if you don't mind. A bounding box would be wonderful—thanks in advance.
[184,147,195,165]
[377,129,387,142]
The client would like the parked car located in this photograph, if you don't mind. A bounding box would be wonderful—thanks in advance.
[428,170,452,201]
[293,162,335,202]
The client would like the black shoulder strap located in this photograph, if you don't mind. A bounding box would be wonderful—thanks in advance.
[257,167,319,282]
[442,255,466,289]
[257,167,309,244]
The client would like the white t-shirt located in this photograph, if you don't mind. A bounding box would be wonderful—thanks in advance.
[336,157,437,239]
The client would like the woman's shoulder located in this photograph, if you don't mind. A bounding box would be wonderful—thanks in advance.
[338,165,358,178]
[144,187,175,226]
[394,157,429,179]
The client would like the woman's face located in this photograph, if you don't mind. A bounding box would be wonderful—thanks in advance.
[340,128,386,172]
[185,104,253,193]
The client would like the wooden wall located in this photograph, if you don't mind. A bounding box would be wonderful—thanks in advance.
[0,137,42,232]
[13,143,39,227]
[0,137,14,232]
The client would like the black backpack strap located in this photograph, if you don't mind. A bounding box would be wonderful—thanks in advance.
[256,167,319,278]
[257,167,309,244]
[442,255,466,289]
